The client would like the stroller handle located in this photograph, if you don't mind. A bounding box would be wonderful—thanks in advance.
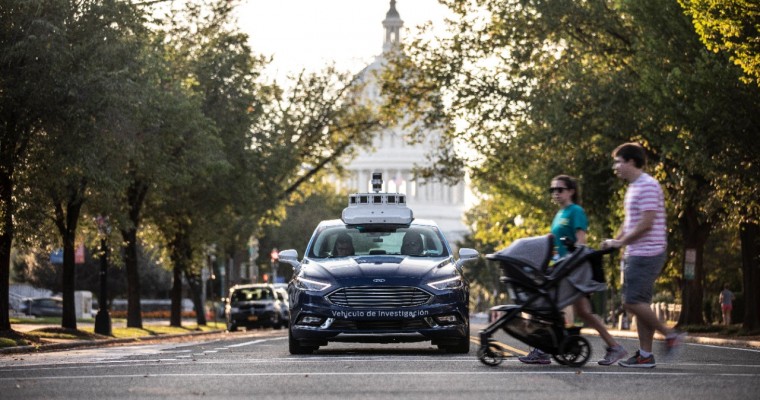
[590,246,618,256]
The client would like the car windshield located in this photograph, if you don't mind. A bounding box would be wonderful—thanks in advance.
[230,288,273,302]
[307,225,450,258]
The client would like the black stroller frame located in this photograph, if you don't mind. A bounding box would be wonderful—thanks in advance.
[477,234,613,367]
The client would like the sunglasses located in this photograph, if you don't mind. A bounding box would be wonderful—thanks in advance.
[549,187,568,194]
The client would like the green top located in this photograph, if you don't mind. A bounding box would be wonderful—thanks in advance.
[551,203,588,257]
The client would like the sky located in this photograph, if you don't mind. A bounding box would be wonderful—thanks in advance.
[235,0,451,81]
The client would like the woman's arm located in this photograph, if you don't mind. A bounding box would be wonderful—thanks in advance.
[575,229,587,245]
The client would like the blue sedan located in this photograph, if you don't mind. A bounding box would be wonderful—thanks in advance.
[279,189,479,354]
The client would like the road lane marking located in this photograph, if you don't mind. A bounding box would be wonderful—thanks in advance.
[224,337,287,348]
[470,336,527,356]
[3,370,760,381]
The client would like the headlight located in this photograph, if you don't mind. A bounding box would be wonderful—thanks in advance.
[295,276,332,291]
[427,276,463,290]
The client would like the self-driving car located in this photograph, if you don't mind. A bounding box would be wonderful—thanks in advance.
[279,174,479,354]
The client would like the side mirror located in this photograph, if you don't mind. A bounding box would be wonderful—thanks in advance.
[456,248,479,270]
[279,249,301,273]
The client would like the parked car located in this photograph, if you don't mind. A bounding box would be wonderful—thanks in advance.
[280,173,479,354]
[225,284,285,331]
[274,287,290,327]
[20,297,64,317]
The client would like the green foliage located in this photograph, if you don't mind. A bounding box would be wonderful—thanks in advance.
[680,0,760,87]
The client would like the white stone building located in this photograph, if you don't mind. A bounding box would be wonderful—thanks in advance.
[335,1,469,245]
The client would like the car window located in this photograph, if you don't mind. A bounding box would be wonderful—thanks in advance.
[231,288,273,302]
[308,225,449,258]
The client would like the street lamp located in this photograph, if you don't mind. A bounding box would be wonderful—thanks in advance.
[94,216,112,336]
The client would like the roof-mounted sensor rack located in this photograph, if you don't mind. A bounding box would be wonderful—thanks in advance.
[341,173,414,225]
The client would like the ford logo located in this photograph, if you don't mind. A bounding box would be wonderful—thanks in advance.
[373,278,386,283]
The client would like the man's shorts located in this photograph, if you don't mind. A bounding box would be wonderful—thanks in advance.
[721,304,733,312]
[621,251,667,304]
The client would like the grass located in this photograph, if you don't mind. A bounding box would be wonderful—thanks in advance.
[1,320,226,349]
[80,322,225,338]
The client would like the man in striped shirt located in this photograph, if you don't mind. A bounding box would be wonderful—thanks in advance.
[602,142,684,368]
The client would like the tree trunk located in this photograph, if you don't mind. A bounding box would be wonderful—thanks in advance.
[60,224,78,329]
[677,205,710,327]
[122,178,148,329]
[0,169,13,331]
[740,221,760,331]
[52,187,85,330]
[185,271,207,326]
[169,224,192,327]
[170,265,183,327]
[122,225,142,329]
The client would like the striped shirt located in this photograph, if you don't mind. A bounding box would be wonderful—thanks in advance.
[623,173,667,256]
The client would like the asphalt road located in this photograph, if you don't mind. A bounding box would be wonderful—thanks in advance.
[2,321,760,400]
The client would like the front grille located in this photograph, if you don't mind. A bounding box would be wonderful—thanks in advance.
[327,286,431,308]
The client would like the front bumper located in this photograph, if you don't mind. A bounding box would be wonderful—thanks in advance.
[290,291,469,345]
[227,310,278,327]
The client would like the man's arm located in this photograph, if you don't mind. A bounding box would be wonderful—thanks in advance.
[603,210,656,249]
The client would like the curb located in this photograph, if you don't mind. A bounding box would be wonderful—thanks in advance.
[0,329,226,355]
[581,328,760,349]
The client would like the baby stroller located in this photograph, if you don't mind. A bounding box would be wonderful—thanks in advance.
[477,234,614,367]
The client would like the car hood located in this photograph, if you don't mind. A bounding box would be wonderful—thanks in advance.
[300,256,457,284]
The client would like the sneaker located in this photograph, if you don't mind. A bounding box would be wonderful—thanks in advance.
[598,345,628,366]
[518,348,551,365]
[618,350,656,368]
[665,331,687,355]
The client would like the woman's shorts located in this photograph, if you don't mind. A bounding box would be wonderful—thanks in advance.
[622,251,666,304]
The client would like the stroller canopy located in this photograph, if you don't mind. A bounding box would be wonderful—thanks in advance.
[486,234,553,272]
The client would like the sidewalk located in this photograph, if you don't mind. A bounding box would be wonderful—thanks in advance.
[582,327,760,349]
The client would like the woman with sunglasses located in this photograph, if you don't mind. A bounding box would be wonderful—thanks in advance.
[518,175,628,366]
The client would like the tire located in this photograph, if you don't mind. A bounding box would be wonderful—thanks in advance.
[477,343,504,366]
[288,328,317,355]
[227,324,238,332]
[554,335,591,367]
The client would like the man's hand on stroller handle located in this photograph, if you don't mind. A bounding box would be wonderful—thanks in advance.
[597,241,620,255]
[601,238,624,250]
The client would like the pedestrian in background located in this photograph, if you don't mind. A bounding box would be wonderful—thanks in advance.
[719,283,735,326]
[602,142,684,368]
[519,175,627,366]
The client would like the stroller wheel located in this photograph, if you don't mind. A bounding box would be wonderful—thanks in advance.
[477,343,504,366]
[554,335,591,367]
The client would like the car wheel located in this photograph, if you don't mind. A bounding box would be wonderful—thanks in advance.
[288,328,316,355]
[227,324,238,332]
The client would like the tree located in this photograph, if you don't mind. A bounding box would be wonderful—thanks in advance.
[679,0,760,332]
[680,0,760,87]
[0,0,145,330]
[1,0,67,331]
